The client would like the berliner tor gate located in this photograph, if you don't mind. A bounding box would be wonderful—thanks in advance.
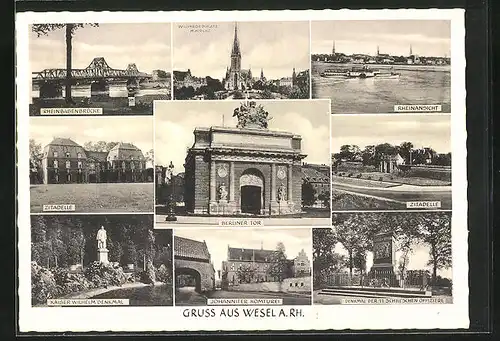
[183,101,306,216]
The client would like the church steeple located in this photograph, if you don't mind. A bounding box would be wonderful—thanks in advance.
[377,45,380,56]
[409,44,413,56]
[260,68,264,79]
[231,22,241,56]
[332,40,336,55]
[229,22,242,73]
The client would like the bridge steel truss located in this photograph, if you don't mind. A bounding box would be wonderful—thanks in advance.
[32,57,152,83]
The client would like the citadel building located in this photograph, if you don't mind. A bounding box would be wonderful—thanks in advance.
[36,137,151,184]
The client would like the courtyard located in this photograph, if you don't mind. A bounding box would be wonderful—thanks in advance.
[30,183,154,213]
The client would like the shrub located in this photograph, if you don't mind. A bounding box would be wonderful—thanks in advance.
[84,261,126,288]
[367,176,372,180]
[53,267,94,296]
[156,264,171,284]
[139,261,156,284]
[356,174,362,178]
[378,177,383,181]
[347,173,353,177]
[31,261,58,305]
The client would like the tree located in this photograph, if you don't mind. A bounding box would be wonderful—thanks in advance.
[399,142,414,164]
[236,264,256,284]
[267,242,288,282]
[338,145,361,161]
[83,141,119,152]
[420,212,452,285]
[32,24,99,104]
[312,228,345,286]
[29,139,42,164]
[145,149,154,165]
[302,181,316,206]
[333,213,378,281]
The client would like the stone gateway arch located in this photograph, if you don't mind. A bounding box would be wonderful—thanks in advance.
[174,236,215,293]
[183,102,306,216]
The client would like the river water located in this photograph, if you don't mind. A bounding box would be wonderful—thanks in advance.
[31,84,170,98]
[312,61,451,114]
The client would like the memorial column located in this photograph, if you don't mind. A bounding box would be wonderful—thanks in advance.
[287,163,293,201]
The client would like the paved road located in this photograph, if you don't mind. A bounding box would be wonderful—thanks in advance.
[175,287,311,306]
[333,183,452,209]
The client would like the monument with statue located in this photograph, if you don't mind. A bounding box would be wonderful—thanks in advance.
[183,100,306,216]
[96,226,109,264]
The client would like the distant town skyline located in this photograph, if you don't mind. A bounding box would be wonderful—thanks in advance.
[173,21,310,80]
[175,228,311,274]
[331,115,451,154]
[30,23,171,74]
[312,20,451,57]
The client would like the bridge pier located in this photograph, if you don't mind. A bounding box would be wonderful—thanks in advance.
[39,82,63,99]
[91,80,110,100]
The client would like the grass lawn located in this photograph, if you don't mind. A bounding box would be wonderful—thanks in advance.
[331,189,406,210]
[30,183,154,213]
[332,175,398,188]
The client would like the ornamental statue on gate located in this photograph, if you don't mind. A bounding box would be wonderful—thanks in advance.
[233,101,272,129]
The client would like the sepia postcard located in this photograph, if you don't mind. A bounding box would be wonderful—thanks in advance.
[16,9,468,333]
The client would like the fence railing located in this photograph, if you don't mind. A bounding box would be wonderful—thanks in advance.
[324,271,430,290]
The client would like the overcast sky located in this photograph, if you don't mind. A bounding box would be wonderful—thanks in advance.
[175,228,311,274]
[331,115,451,153]
[29,23,171,74]
[30,116,154,153]
[155,100,330,173]
[173,21,310,80]
[312,20,451,57]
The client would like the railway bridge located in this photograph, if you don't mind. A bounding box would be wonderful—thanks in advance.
[32,57,153,98]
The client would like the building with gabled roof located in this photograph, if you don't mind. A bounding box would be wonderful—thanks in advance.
[174,236,216,292]
[38,137,151,184]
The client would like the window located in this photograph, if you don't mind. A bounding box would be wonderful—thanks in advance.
[122,161,126,169]
[65,160,70,169]
[290,283,293,287]
[53,160,58,168]
[77,161,82,169]
[53,151,58,158]
[300,283,304,287]
[66,152,70,158]
[138,162,143,169]
[77,153,82,159]
[130,162,135,170]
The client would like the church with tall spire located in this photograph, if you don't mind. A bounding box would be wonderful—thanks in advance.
[223,22,254,91]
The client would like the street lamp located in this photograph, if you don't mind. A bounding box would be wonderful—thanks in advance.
[165,161,177,222]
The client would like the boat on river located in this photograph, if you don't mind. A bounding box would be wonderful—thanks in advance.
[320,65,400,79]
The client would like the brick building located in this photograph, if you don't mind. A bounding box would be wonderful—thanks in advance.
[173,69,207,90]
[39,137,151,184]
[301,164,330,196]
[221,246,311,286]
[174,236,216,292]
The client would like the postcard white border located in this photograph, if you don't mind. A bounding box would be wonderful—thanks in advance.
[16,9,467,332]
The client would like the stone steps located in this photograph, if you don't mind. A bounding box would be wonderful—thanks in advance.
[319,287,431,298]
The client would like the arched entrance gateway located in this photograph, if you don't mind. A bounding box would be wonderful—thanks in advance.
[240,169,264,215]
[174,236,215,293]
[183,101,306,216]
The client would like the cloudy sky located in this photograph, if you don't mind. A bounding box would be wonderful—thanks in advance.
[29,116,153,153]
[333,237,452,279]
[175,228,311,274]
[331,115,451,154]
[173,21,310,80]
[155,100,330,172]
[29,23,171,74]
[312,20,451,57]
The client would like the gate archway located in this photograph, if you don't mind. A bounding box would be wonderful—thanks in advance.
[240,168,264,215]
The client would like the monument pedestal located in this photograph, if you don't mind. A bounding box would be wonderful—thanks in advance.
[98,248,109,264]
